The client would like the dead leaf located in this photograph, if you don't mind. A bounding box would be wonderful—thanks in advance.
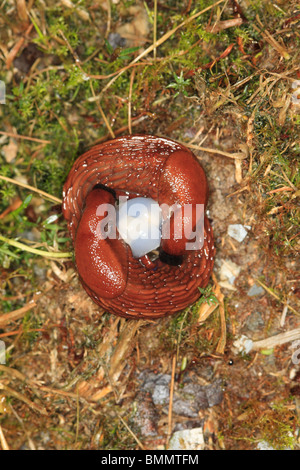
[2,139,18,162]
[116,5,149,47]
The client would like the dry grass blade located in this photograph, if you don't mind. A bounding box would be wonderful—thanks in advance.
[76,319,144,402]
[97,0,226,97]
[197,277,226,354]
[16,0,28,21]
[108,320,143,384]
[0,424,10,450]
[254,15,290,60]
[0,130,51,144]
[117,412,145,450]
[6,24,33,69]
[0,300,37,327]
[0,198,22,219]
[252,328,300,351]
[153,0,158,60]
[215,287,226,355]
[0,383,48,416]
[267,186,294,194]
[89,81,115,139]
[167,355,176,448]
[185,143,247,160]
[0,175,62,203]
[128,68,135,134]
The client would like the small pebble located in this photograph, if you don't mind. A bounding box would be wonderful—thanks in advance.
[247,284,265,297]
[227,224,249,242]
[169,427,204,450]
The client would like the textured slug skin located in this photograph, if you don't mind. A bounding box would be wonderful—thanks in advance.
[74,188,128,300]
[62,135,215,319]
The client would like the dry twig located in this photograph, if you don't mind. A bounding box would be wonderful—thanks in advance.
[252,328,300,351]
[0,300,37,327]
[0,130,51,145]
[0,175,62,203]
[117,413,145,450]
[185,143,247,160]
[167,355,177,448]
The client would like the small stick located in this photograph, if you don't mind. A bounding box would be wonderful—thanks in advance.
[0,175,62,204]
[184,143,246,160]
[226,186,250,198]
[267,186,294,194]
[0,300,37,327]
[252,328,300,351]
[59,24,116,141]
[117,413,145,450]
[105,0,111,38]
[254,16,290,60]
[206,18,243,33]
[0,365,28,381]
[0,130,51,145]
[75,385,80,444]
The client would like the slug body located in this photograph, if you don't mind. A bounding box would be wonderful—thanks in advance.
[62,135,215,319]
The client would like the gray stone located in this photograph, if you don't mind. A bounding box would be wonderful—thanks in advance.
[228,224,249,242]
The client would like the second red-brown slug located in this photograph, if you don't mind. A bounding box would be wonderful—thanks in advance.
[62,135,215,319]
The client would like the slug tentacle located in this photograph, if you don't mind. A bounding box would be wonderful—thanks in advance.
[63,135,215,319]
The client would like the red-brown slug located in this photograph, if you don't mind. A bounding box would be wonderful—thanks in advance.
[62,135,215,319]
